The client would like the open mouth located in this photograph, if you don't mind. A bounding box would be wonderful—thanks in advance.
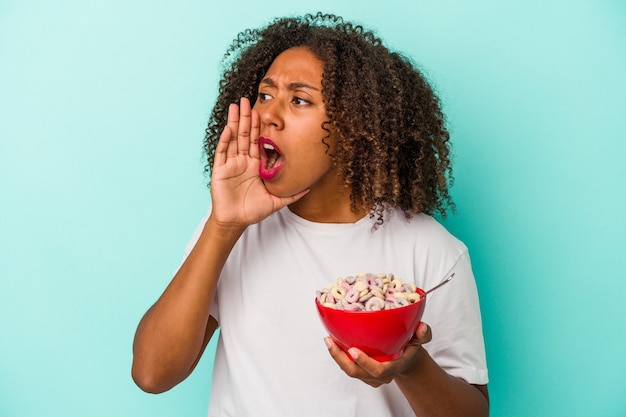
[258,136,284,180]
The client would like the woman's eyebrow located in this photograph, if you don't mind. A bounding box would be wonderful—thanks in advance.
[260,77,319,91]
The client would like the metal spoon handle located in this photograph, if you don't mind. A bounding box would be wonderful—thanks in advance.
[424,273,455,296]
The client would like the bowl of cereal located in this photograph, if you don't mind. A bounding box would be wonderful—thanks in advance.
[315,273,426,362]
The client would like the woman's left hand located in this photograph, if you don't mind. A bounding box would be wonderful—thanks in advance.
[324,321,432,387]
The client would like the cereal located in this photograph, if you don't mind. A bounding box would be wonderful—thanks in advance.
[316,273,421,311]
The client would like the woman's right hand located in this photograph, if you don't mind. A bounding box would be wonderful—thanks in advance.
[209,97,308,228]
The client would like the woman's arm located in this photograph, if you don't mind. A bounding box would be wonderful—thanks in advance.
[131,98,308,393]
[393,339,489,416]
[131,218,244,393]
[325,322,489,417]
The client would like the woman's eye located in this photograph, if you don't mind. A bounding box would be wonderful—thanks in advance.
[293,97,309,105]
[258,92,272,101]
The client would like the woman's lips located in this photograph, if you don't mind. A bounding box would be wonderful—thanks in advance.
[258,136,284,180]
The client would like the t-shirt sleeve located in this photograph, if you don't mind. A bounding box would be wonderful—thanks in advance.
[420,251,489,385]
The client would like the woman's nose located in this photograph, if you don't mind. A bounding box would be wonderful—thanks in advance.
[256,100,284,130]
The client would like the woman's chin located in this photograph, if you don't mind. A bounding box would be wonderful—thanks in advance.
[262,181,306,200]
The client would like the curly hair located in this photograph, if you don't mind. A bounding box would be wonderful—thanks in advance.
[204,12,454,225]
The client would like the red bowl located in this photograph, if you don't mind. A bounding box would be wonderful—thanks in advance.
[315,288,426,362]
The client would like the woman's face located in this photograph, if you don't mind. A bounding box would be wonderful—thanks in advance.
[253,47,342,202]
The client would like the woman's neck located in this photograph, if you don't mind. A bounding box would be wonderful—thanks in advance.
[288,187,366,224]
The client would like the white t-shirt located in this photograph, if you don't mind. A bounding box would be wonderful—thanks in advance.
[182,206,488,417]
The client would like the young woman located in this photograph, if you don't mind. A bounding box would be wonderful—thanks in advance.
[132,13,489,417]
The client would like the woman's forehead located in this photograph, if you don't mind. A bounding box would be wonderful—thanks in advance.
[262,47,324,88]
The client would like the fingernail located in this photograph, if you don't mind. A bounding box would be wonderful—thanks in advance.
[324,337,332,349]
[348,348,359,360]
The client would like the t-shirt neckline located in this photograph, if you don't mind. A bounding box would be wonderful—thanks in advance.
[280,206,372,232]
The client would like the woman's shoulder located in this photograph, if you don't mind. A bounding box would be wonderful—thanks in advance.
[384,208,468,253]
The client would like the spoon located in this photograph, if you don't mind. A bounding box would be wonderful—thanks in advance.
[423,273,455,297]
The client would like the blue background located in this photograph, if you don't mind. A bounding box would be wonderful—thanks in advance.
[1,0,625,416]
